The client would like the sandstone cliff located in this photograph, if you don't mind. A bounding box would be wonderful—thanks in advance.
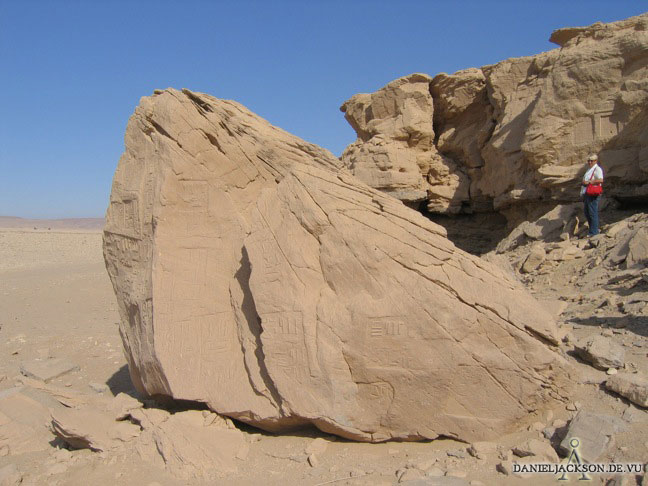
[104,88,570,442]
[341,14,648,222]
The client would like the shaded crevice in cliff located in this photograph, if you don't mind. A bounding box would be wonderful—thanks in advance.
[232,247,285,412]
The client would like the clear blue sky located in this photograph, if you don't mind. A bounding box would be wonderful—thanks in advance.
[1,1,645,218]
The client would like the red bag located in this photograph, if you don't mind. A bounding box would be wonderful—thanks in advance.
[585,168,603,196]
[586,183,602,196]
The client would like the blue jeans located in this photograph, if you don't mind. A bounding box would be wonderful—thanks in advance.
[583,194,600,236]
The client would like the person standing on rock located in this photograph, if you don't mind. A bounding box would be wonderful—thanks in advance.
[581,154,604,236]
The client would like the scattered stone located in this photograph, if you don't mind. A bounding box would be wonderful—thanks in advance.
[574,335,625,370]
[467,441,497,459]
[543,427,555,440]
[446,449,467,459]
[625,227,648,269]
[512,439,559,462]
[398,468,425,482]
[307,453,318,468]
[144,410,249,480]
[559,411,626,462]
[88,382,109,394]
[605,373,648,408]
[521,244,546,273]
[607,368,618,375]
[50,407,140,451]
[496,461,512,475]
[19,358,79,383]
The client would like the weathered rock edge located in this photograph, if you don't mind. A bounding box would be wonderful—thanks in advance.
[341,14,648,221]
[104,88,570,442]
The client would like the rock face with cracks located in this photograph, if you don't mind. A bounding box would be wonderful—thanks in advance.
[104,88,570,442]
[341,14,648,219]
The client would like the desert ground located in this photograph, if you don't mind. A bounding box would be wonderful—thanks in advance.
[0,213,646,486]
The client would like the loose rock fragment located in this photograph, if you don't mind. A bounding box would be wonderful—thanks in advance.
[574,335,625,371]
[605,374,648,408]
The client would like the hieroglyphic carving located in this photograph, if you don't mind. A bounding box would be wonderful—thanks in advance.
[103,232,142,265]
[572,103,623,145]
[599,112,621,139]
[105,193,141,239]
[264,311,302,335]
[364,382,393,400]
[270,347,308,377]
[200,313,234,357]
[362,317,423,372]
[263,311,311,378]
[178,180,209,211]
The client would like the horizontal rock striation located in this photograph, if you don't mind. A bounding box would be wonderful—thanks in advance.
[104,88,570,442]
[341,14,648,221]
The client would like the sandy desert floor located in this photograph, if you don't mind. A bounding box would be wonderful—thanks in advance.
[0,220,646,486]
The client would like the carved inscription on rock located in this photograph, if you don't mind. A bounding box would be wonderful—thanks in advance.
[263,311,310,379]
[362,317,423,372]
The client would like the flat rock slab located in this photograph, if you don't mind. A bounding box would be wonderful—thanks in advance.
[559,410,626,462]
[0,386,62,454]
[574,335,625,370]
[20,358,79,382]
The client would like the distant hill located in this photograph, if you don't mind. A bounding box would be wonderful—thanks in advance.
[0,216,105,230]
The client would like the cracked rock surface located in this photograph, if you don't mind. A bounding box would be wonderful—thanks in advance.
[104,88,571,442]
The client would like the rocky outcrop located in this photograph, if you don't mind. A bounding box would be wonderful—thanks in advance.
[341,14,648,222]
[341,74,471,214]
[104,88,570,443]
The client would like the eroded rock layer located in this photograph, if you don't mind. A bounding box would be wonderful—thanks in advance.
[104,88,569,442]
[341,14,648,219]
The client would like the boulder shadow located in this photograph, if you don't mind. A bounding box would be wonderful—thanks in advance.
[566,315,648,337]
[106,364,142,399]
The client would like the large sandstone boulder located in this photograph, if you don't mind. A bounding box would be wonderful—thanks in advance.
[341,14,648,220]
[104,88,569,442]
